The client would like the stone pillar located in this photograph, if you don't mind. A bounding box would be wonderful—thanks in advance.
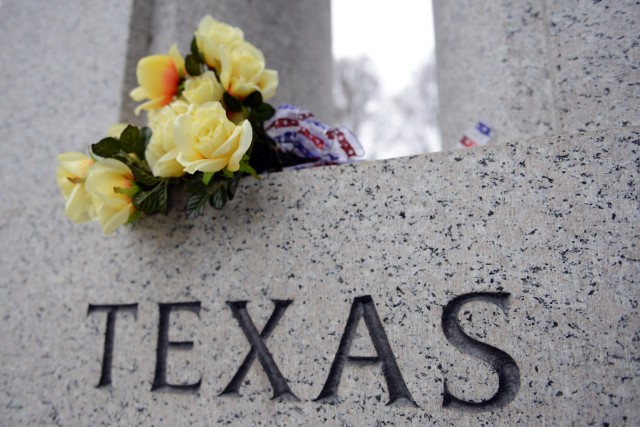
[123,0,334,123]
[0,0,134,212]
[433,0,639,150]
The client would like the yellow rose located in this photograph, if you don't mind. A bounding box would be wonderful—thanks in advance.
[182,71,224,106]
[175,102,252,174]
[194,15,278,100]
[85,159,137,235]
[195,15,244,71]
[219,40,278,100]
[146,100,189,178]
[130,44,185,115]
[56,152,95,223]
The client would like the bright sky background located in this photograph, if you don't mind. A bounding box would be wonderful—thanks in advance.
[332,0,436,96]
[332,0,440,157]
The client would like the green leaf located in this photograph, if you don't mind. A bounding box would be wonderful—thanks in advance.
[185,54,202,76]
[156,181,169,214]
[227,174,241,200]
[119,125,141,154]
[92,137,120,158]
[113,154,129,164]
[126,209,141,225]
[132,181,168,215]
[244,91,263,108]
[202,172,214,186]
[130,164,160,187]
[114,185,140,198]
[186,191,209,219]
[133,189,157,215]
[224,92,242,112]
[177,80,186,96]
[190,36,199,58]
[253,103,275,121]
[221,169,234,179]
[210,187,227,210]
[238,158,258,179]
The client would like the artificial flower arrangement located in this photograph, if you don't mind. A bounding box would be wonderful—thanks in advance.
[56,16,362,235]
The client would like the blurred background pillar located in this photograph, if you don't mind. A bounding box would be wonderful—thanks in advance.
[433,0,639,151]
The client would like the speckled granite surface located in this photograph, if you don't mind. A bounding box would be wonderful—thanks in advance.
[546,1,640,134]
[1,128,638,425]
[435,0,639,150]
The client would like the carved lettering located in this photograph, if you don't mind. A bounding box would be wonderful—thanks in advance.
[223,300,299,400]
[86,292,523,410]
[441,292,520,412]
[151,302,202,392]
[87,303,138,387]
[315,295,417,406]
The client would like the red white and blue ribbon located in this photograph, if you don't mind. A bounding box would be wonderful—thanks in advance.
[265,105,364,170]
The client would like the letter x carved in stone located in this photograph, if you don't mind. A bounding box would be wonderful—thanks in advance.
[221,300,299,401]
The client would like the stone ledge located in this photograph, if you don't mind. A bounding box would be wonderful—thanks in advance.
[1,127,638,425]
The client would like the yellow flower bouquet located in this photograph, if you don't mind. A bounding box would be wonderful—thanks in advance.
[56,16,363,235]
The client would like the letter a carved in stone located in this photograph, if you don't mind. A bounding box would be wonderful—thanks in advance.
[315,295,417,406]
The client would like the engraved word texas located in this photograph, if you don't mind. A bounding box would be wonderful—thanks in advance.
[88,292,520,412]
